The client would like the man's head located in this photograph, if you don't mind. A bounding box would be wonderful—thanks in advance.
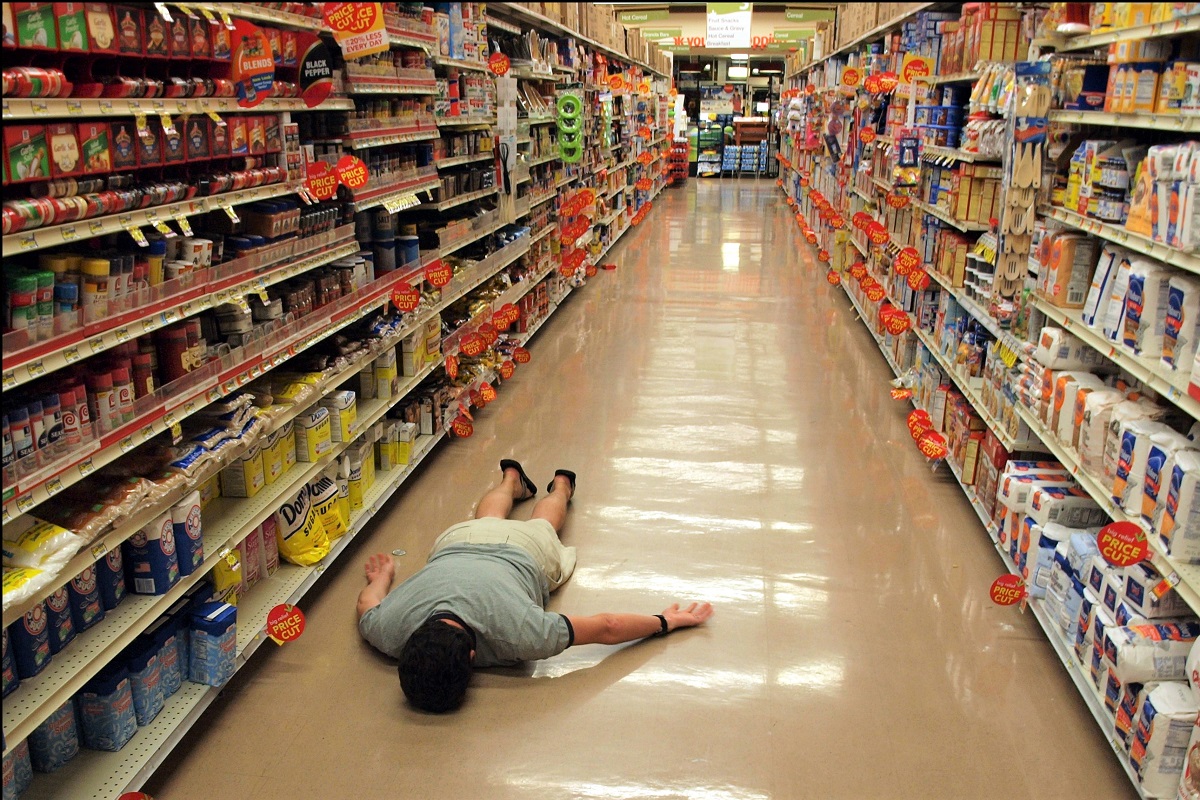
[398,619,474,712]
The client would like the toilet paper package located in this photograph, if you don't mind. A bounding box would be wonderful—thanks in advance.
[67,565,104,633]
[189,601,236,687]
[1115,600,1155,627]
[1122,258,1173,355]
[1130,682,1199,797]
[1161,451,1200,562]
[1113,420,1177,512]
[1079,389,1129,476]
[96,547,127,611]
[1144,434,1199,530]
[1105,622,1200,683]
[1091,607,1119,688]
[28,699,79,773]
[1,627,17,698]
[77,663,137,751]
[124,512,180,595]
[1164,274,1200,370]
[2,740,32,800]
[8,603,51,679]
[44,586,75,655]
[1086,554,1117,596]
[171,490,203,577]
[123,638,163,727]
[1176,718,1200,800]
[1125,563,1192,619]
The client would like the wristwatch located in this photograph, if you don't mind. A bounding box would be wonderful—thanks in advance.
[653,614,669,636]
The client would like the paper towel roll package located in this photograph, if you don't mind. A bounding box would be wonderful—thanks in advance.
[96,547,127,611]
[1090,607,1118,689]
[189,601,237,687]
[144,616,182,698]
[1125,563,1192,619]
[67,565,104,633]
[1102,252,1134,342]
[2,740,32,800]
[1165,274,1200,370]
[1082,243,1124,327]
[1130,682,1200,797]
[1111,679,1146,750]
[1044,549,1087,638]
[123,637,164,727]
[1023,522,1073,596]
[1029,484,1107,528]
[1161,451,1200,562]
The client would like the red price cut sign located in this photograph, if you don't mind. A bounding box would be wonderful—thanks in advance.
[560,261,578,277]
[638,152,654,166]
[799,176,809,187]
[391,282,420,312]
[499,360,515,380]
[990,574,1026,606]
[579,188,597,206]
[831,215,845,229]
[469,388,484,408]
[119,794,155,800]
[266,604,306,645]
[638,126,652,139]
[917,430,948,460]
[878,72,899,93]
[826,269,841,286]
[865,284,886,302]
[425,260,453,287]
[907,409,933,441]
[306,161,340,201]
[841,66,862,88]
[480,382,497,403]
[585,264,598,277]
[1096,521,1149,567]
[608,74,624,91]
[452,415,474,438]
[901,58,931,85]
[492,309,511,331]
[804,84,816,96]
[459,333,486,357]
[513,347,531,364]
[817,249,831,263]
[324,2,380,33]
[804,231,818,245]
[786,197,797,208]
[445,354,459,380]
[881,308,912,336]
[890,388,913,401]
[502,304,520,326]
[853,211,871,230]
[849,262,867,279]
[636,178,653,191]
[335,155,369,191]
[777,179,784,188]
[866,222,890,246]
[478,323,499,346]
[488,52,510,76]
[894,247,920,276]
[886,193,911,209]
[810,191,825,206]
[907,269,931,292]
[864,73,883,94]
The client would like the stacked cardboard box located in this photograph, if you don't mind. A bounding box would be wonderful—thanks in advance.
[836,4,879,49]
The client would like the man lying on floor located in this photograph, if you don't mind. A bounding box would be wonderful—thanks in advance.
[356,459,715,713]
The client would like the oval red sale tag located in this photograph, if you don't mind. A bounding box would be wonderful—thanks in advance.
[306,160,339,201]
[907,409,932,441]
[585,264,598,277]
[460,333,486,357]
[1097,521,1149,567]
[513,347,531,364]
[638,126,652,139]
[917,430,948,460]
[500,360,515,380]
[886,193,911,209]
[864,73,882,94]
[478,323,499,346]
[119,794,155,800]
[818,249,830,263]
[990,574,1026,606]
[636,178,653,191]
[894,247,920,276]
[882,309,912,336]
[391,282,420,312]
[445,354,459,379]
[469,388,484,408]
[638,152,654,165]
[488,51,510,75]
[492,309,510,331]
[266,604,306,644]
[841,66,861,87]
[878,72,899,93]
[865,284,886,302]
[890,388,913,401]
[866,222,889,245]
[805,231,818,245]
[860,126,876,145]
[800,176,809,187]
[853,212,871,229]
[907,269,931,291]
[452,415,474,437]
[480,382,497,403]
[336,154,369,191]
[425,260,452,287]
[831,214,845,229]
[849,262,867,279]
[826,270,841,285]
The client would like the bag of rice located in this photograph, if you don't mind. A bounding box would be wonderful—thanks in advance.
[274,483,330,567]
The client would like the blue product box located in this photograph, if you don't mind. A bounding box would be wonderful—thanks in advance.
[1,739,32,800]
[28,699,79,773]
[1,627,18,698]
[8,603,52,679]
[124,512,180,595]
[171,490,204,577]
[77,663,137,751]
[67,565,105,633]
[123,638,164,726]
[44,586,76,655]
[97,546,128,611]
[143,616,182,697]
[189,602,237,687]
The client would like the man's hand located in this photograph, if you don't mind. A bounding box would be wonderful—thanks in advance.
[661,602,714,633]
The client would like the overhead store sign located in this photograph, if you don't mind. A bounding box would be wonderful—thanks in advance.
[706,2,753,49]
[773,28,815,42]
[641,27,683,41]
[619,9,670,24]
[785,8,836,22]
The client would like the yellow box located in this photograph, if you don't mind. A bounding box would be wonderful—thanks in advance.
[320,390,357,443]
[278,420,297,472]
[261,429,284,485]
[395,422,416,466]
[348,441,374,512]
[198,473,221,509]
[295,406,333,462]
[220,444,265,498]
[374,349,398,399]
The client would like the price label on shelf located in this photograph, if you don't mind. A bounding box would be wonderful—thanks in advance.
[91,543,109,560]
[16,494,36,515]
[79,458,96,477]
[114,327,131,343]
[66,99,84,116]
[45,477,64,497]
[89,220,105,237]
[26,360,45,378]
[221,205,240,223]
[60,226,78,242]
[124,225,149,247]
[153,220,176,237]
[119,436,135,453]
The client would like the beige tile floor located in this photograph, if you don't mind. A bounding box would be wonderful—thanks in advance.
[145,179,1134,799]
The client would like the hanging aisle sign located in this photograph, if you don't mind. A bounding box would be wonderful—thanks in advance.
[231,20,275,108]
[706,3,752,48]
[323,2,388,60]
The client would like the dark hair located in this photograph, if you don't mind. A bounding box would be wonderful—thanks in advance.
[398,620,474,713]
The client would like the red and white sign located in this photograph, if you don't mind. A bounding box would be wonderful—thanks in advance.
[478,323,499,347]
[459,333,486,357]
[917,430,948,460]
[1096,521,1150,567]
[866,222,890,246]
[894,247,920,275]
[841,66,862,88]
[452,415,474,437]
[323,2,388,59]
[306,160,339,201]
[445,354,459,379]
[886,193,911,209]
[425,260,453,287]
[488,52,510,75]
[907,269,931,292]
[266,604,306,645]
[859,128,876,145]
[890,388,913,401]
[826,270,841,285]
[391,282,420,312]
[479,382,497,403]
[989,574,1026,606]
[499,360,515,380]
[335,155,369,191]
[232,20,275,108]
[906,409,933,441]
[513,347,531,364]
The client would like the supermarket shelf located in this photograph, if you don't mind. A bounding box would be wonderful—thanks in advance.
[920,267,1029,363]
[436,116,497,127]
[528,152,558,167]
[345,125,441,149]
[2,229,358,391]
[1048,109,1200,133]
[344,80,438,96]
[0,96,354,120]
[1042,205,1200,274]
[916,70,981,85]
[597,209,624,227]
[2,181,297,257]
[439,218,505,259]
[432,56,491,72]
[872,176,892,193]
[388,28,439,51]
[1033,300,1200,419]
[784,3,936,78]
[483,13,523,35]
[527,189,557,209]
[347,174,440,213]
[511,67,557,81]
[912,199,990,232]
[851,187,874,204]
[921,145,1001,164]
[436,151,495,169]
[531,224,555,244]
[1043,14,1200,52]
[526,115,558,125]
[434,185,499,212]
[197,2,323,30]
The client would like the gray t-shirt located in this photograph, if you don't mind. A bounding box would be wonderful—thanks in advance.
[359,543,573,667]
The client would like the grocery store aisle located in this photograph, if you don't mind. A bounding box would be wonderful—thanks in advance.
[147,180,1132,799]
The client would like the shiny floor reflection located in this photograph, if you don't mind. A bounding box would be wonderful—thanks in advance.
[146,179,1134,800]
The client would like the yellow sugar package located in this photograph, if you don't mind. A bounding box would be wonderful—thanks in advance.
[273,483,330,566]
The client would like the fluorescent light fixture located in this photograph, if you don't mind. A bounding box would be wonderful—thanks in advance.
[730,53,749,60]
[727,65,749,78]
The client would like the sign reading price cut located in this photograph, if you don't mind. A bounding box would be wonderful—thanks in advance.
[638,152,654,165]
[452,415,474,437]
[392,282,420,312]
[894,247,920,275]
[890,388,913,401]
[492,309,510,330]
[907,409,933,441]
[826,270,841,286]
[907,269,931,291]
[459,333,486,357]
[445,354,459,379]
[865,284,886,302]
[502,304,520,326]
[266,604,306,645]
[841,66,862,88]
[866,222,889,245]
[336,155,369,191]
[989,574,1026,606]
[917,430,948,460]
[864,73,882,94]
[886,193,911,209]
[478,323,499,346]
[500,360,515,380]
[488,52,510,75]
[849,262,867,279]
[323,2,388,59]
[480,382,497,403]
[1096,521,1149,567]
[804,230,818,245]
[425,260,452,287]
[881,308,912,336]
[306,161,339,200]
[859,128,877,145]
[513,347,531,364]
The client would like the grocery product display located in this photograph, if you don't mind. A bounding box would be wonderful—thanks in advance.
[1,3,671,797]
[779,3,1200,797]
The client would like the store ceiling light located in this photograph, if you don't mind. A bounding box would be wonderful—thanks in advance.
[730,53,749,60]
[727,65,749,79]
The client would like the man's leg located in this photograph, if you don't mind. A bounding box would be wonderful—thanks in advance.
[474,467,529,519]
[357,553,396,620]
[530,473,574,534]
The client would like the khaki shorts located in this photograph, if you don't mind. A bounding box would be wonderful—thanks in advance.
[432,517,577,591]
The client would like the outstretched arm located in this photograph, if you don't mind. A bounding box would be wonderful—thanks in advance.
[565,602,713,646]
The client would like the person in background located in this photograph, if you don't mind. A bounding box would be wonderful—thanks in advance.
[356,460,714,713]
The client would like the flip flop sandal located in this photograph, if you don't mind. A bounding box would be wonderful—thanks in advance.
[500,459,537,498]
[547,469,576,496]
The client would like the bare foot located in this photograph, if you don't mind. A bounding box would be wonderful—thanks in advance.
[364,553,396,587]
